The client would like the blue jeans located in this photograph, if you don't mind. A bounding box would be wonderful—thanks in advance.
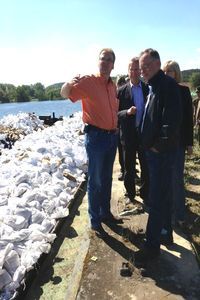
[145,149,176,250]
[85,129,118,228]
[172,147,186,222]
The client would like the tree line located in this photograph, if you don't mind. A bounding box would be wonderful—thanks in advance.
[1,69,200,104]
[0,82,64,103]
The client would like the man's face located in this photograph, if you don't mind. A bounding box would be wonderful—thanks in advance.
[128,61,140,84]
[139,53,160,82]
[98,51,114,77]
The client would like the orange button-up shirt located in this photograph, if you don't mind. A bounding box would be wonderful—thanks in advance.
[69,74,118,130]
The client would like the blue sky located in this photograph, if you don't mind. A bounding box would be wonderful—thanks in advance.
[0,0,200,86]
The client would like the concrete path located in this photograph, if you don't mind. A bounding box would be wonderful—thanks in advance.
[75,160,200,300]
[24,159,200,300]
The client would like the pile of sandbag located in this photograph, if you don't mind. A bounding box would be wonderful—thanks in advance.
[0,113,44,151]
[0,111,87,299]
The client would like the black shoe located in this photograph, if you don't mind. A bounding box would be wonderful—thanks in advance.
[160,234,174,246]
[134,247,160,268]
[118,173,124,181]
[90,225,108,238]
[101,214,123,225]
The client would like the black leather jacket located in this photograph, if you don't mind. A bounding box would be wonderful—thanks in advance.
[140,70,182,152]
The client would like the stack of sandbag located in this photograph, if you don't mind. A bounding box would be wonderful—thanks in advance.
[0,113,44,151]
[0,111,87,299]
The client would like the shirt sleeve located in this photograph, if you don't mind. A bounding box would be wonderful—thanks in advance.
[69,76,92,102]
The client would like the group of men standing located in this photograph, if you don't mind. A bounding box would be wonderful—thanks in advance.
[61,47,183,267]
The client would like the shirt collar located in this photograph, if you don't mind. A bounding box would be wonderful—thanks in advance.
[96,73,113,84]
[130,81,142,88]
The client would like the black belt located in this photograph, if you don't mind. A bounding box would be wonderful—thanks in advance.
[84,124,117,134]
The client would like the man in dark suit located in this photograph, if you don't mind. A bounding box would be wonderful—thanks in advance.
[118,57,149,204]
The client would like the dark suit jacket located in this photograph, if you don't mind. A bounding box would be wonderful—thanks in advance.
[117,81,149,146]
[179,84,193,147]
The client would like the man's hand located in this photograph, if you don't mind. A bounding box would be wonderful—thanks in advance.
[71,74,90,85]
[61,74,90,98]
[60,74,82,98]
[70,74,81,85]
[127,106,137,115]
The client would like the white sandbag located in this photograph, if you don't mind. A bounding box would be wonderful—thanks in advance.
[4,215,28,230]
[0,196,8,206]
[13,265,26,284]
[22,190,38,202]
[58,191,69,202]
[29,241,51,254]
[0,269,12,290]
[41,219,55,233]
[13,185,28,197]
[0,224,14,241]
[14,208,32,222]
[51,207,69,219]
[0,186,9,196]
[4,229,30,243]
[39,171,52,184]
[30,209,45,224]
[45,184,63,197]
[0,243,13,269]
[7,196,26,209]
[52,170,64,180]
[27,200,41,210]
[14,173,30,186]
[42,199,56,214]
[20,249,40,271]
[4,250,20,277]
[29,230,56,243]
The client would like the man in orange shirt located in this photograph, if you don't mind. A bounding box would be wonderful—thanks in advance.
[61,48,121,237]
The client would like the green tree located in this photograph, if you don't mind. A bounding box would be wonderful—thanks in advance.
[0,84,17,103]
[45,82,64,100]
[189,72,200,89]
[15,85,30,102]
[0,84,9,103]
[6,84,16,101]
[0,87,10,103]
[33,82,45,100]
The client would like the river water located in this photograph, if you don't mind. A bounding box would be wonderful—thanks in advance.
[0,99,82,120]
